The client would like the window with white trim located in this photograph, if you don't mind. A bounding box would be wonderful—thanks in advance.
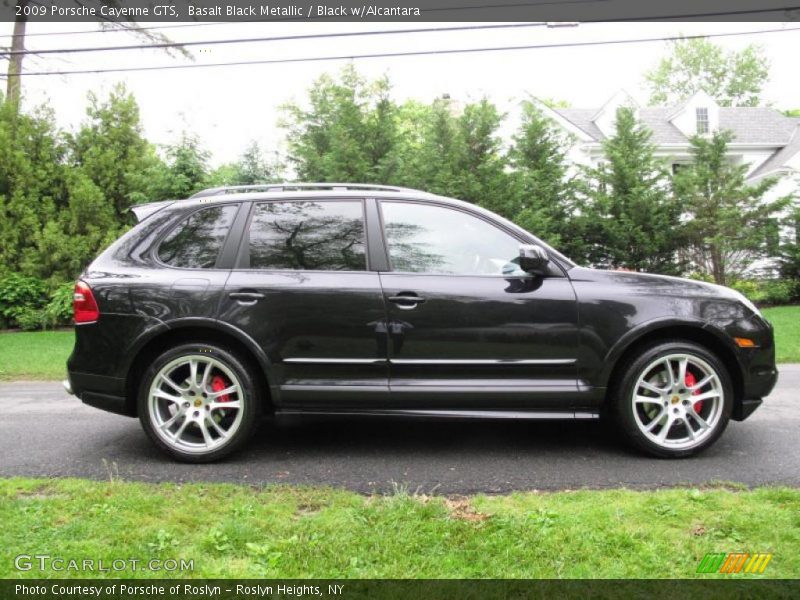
[696,108,710,134]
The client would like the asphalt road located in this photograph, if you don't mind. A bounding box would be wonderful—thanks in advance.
[1,367,798,494]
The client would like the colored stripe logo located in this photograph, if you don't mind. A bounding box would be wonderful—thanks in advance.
[697,553,773,574]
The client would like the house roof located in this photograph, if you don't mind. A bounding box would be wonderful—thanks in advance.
[553,105,800,146]
[748,124,800,180]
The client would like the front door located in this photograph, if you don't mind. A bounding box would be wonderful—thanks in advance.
[376,200,580,410]
[217,199,388,409]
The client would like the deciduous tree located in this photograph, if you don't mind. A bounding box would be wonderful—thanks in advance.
[645,38,769,107]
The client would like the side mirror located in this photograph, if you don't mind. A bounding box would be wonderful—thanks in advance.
[519,244,550,276]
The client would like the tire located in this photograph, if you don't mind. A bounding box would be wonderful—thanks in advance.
[611,340,733,458]
[138,343,261,462]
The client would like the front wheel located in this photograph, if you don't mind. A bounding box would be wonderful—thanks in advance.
[613,341,733,458]
[138,343,260,462]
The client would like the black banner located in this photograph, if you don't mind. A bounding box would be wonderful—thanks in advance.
[1,0,799,23]
[3,579,800,599]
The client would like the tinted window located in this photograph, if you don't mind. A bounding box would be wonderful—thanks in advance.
[381,202,526,276]
[249,201,366,271]
[157,205,238,269]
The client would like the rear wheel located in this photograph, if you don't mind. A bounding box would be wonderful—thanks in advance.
[613,341,733,458]
[138,343,260,462]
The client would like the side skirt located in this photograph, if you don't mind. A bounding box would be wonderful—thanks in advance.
[274,409,599,420]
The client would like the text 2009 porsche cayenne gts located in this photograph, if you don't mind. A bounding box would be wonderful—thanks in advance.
[65,183,777,462]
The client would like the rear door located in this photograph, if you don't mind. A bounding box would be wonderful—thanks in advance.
[217,198,389,409]
[376,199,580,410]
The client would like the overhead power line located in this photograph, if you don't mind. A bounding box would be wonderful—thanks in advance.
[2,2,799,49]
[0,23,552,57]
[6,25,799,78]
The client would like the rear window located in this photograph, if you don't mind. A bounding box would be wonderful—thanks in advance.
[247,201,366,271]
[157,205,238,269]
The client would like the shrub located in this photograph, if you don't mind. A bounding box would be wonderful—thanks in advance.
[731,279,760,300]
[731,278,798,307]
[13,306,48,331]
[754,279,796,306]
[43,282,74,328]
[0,274,74,330]
[0,273,48,329]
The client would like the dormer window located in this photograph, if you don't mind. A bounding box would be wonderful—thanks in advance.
[696,108,709,134]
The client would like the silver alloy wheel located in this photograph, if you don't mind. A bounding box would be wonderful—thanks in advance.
[632,353,724,451]
[147,355,245,455]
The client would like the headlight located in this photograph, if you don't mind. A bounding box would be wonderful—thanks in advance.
[732,290,762,317]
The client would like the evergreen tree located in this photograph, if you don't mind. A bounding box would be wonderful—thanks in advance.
[579,107,683,274]
[206,142,283,187]
[281,65,398,182]
[675,131,792,285]
[162,133,211,198]
[0,97,67,275]
[71,84,154,219]
[235,141,281,185]
[779,204,800,299]
[507,100,578,253]
[396,96,508,210]
[454,98,508,209]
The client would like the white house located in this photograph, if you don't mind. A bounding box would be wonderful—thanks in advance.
[535,90,800,189]
[535,90,800,274]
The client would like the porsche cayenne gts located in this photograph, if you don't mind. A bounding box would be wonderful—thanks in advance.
[64,183,778,462]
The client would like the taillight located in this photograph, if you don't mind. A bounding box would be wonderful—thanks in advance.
[73,281,99,324]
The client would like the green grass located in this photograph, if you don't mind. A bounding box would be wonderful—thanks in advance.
[0,330,73,380]
[0,305,796,381]
[1,477,798,578]
[762,306,800,363]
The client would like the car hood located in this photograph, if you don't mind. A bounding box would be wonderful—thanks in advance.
[567,266,743,301]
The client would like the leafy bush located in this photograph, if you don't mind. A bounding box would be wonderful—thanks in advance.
[13,306,48,331]
[731,279,798,306]
[0,274,73,330]
[0,273,47,329]
[43,282,74,328]
[685,272,714,283]
[731,279,760,300]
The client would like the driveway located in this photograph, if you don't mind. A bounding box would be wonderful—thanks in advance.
[1,366,797,494]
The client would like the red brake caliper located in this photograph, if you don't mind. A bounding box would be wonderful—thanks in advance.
[210,375,231,403]
[684,371,703,413]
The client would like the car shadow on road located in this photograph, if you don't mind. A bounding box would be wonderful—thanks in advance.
[244,415,629,459]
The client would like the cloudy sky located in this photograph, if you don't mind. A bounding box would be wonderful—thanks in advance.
[6,20,799,165]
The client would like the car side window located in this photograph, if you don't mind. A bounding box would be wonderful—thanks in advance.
[157,205,238,269]
[380,202,526,276]
[248,201,367,271]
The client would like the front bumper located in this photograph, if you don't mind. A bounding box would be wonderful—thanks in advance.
[729,313,778,421]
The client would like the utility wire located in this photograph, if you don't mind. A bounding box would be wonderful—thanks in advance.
[3,2,799,58]
[6,25,798,77]
[0,23,552,57]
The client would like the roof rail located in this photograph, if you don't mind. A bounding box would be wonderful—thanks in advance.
[189,182,420,199]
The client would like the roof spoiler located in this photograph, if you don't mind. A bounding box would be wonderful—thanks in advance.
[129,200,175,222]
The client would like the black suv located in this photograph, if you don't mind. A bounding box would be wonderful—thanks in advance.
[65,183,778,462]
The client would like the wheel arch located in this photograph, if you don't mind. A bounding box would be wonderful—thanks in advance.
[601,320,744,410]
[124,319,274,416]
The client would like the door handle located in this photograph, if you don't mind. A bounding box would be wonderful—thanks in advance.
[229,291,265,303]
[388,294,426,308]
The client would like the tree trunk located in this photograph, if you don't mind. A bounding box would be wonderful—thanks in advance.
[6,0,28,108]
[711,245,725,286]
